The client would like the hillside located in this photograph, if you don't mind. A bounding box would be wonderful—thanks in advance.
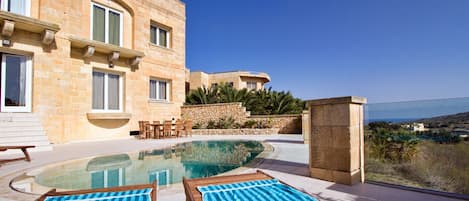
[414,111,469,129]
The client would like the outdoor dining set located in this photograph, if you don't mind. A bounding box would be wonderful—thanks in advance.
[138,119,193,139]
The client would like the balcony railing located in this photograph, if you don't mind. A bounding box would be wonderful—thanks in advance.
[364,97,469,197]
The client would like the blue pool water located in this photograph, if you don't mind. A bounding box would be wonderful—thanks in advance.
[25,140,264,192]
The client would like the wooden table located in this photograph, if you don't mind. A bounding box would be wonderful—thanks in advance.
[0,145,35,166]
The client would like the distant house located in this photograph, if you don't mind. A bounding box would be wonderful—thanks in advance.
[404,123,428,132]
[189,70,270,91]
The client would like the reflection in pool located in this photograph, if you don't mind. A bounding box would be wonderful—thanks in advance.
[17,140,264,193]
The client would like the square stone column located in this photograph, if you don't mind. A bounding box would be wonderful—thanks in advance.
[306,96,367,185]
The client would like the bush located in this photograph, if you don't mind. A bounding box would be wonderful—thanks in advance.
[366,128,420,163]
[206,120,216,129]
[243,120,257,128]
[242,119,272,129]
[192,122,202,129]
[215,117,236,129]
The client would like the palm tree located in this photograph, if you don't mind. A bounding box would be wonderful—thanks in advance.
[185,86,304,115]
[185,87,218,104]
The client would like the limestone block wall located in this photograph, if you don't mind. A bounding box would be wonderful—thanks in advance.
[181,103,250,125]
[180,103,302,134]
[191,128,279,135]
[1,0,187,144]
[248,115,301,134]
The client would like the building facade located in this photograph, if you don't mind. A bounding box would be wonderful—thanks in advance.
[0,0,186,146]
[189,71,270,91]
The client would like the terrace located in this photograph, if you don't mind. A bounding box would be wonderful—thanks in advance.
[0,134,461,201]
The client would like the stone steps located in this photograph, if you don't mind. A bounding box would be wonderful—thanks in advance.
[0,113,53,155]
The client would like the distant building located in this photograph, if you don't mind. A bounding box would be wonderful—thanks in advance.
[404,123,428,132]
[189,70,271,91]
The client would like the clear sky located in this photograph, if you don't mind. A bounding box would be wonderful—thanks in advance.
[184,0,469,103]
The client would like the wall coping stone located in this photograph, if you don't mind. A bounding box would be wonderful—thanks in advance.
[181,102,242,108]
[306,96,367,106]
[249,114,301,118]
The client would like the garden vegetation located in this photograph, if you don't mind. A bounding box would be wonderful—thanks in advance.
[185,83,304,115]
[365,121,468,194]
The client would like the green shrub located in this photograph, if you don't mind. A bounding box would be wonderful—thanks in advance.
[216,117,236,129]
[206,120,216,129]
[243,120,257,128]
[366,128,420,163]
[192,122,202,129]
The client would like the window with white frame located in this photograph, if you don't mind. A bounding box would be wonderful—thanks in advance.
[246,81,257,90]
[149,78,170,101]
[91,2,123,46]
[149,169,170,187]
[150,24,170,48]
[92,70,123,111]
[1,0,30,16]
[91,168,125,188]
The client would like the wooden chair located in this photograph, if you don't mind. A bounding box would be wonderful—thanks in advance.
[138,121,147,139]
[175,119,184,137]
[139,121,153,139]
[36,181,157,201]
[0,145,35,166]
[184,120,193,137]
[163,120,173,138]
[153,121,163,139]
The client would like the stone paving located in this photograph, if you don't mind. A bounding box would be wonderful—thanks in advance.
[0,135,462,201]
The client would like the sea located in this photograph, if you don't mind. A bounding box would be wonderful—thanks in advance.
[365,97,469,124]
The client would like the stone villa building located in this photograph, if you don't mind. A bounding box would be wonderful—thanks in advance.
[189,70,270,91]
[0,0,186,151]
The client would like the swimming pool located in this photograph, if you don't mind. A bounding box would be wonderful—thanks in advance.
[11,140,265,194]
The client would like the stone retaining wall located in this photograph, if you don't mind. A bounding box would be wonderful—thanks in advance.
[181,103,302,134]
[248,114,302,134]
[191,128,279,135]
[181,103,249,126]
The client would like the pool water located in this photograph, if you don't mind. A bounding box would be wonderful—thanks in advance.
[17,140,264,193]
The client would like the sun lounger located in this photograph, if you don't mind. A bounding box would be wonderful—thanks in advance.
[36,181,157,201]
[182,170,317,201]
[0,145,35,166]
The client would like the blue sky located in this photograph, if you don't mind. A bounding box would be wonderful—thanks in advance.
[184,0,469,103]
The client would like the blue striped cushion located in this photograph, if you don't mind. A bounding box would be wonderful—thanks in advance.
[44,188,153,201]
[197,179,317,201]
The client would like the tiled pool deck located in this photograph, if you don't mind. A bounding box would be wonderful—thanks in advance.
[0,135,463,201]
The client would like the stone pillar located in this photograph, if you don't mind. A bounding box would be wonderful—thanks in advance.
[306,96,366,185]
[302,110,310,144]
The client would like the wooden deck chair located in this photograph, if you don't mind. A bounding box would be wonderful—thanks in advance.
[182,170,318,201]
[0,145,35,166]
[36,181,157,201]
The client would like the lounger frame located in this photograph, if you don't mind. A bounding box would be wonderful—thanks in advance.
[182,170,305,201]
[35,181,157,201]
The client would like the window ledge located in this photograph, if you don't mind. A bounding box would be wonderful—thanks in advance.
[148,43,173,52]
[148,99,173,104]
[0,11,60,33]
[69,36,145,59]
[87,112,131,120]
